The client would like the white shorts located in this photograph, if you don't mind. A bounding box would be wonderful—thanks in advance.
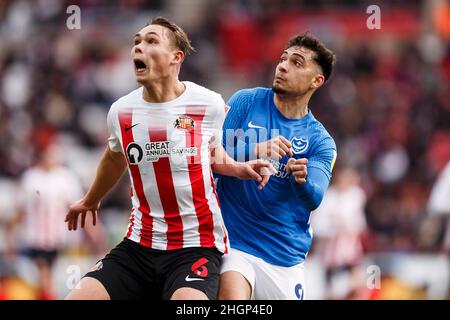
[220,248,305,300]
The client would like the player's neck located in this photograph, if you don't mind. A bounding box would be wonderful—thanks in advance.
[142,79,185,103]
[274,93,309,119]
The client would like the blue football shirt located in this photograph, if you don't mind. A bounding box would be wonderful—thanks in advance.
[216,87,337,267]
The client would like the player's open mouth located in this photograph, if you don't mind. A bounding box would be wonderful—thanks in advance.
[134,59,148,74]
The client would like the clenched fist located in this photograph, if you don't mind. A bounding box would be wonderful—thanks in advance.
[286,158,308,184]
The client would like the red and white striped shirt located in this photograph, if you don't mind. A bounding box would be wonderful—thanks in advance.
[107,82,229,253]
[20,166,83,250]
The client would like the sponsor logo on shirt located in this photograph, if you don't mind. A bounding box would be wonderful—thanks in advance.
[264,158,289,179]
[126,142,197,163]
[126,142,144,164]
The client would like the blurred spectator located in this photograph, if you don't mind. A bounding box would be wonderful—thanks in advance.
[427,160,450,253]
[312,167,368,299]
[8,133,105,299]
[0,178,17,300]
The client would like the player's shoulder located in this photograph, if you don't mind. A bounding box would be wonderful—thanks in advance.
[308,113,337,150]
[231,87,271,101]
[109,87,142,111]
[53,166,78,179]
[21,167,49,186]
[227,88,272,113]
[184,81,224,104]
[21,167,40,181]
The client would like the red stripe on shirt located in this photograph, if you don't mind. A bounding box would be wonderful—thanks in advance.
[209,171,227,253]
[118,111,153,247]
[149,127,184,250]
[126,208,135,239]
[186,106,215,248]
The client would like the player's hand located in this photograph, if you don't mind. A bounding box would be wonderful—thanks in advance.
[65,199,100,231]
[286,158,308,184]
[236,159,278,190]
[255,136,293,160]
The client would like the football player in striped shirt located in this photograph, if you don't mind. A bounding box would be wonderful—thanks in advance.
[64,17,275,300]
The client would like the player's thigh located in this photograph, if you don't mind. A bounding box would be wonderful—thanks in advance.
[253,261,305,300]
[219,271,252,300]
[219,248,255,300]
[163,247,222,300]
[65,276,110,300]
[171,287,208,300]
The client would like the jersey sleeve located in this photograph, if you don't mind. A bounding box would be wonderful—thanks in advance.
[106,103,122,153]
[290,136,337,211]
[308,136,337,180]
[222,89,254,161]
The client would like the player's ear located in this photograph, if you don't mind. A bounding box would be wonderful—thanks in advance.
[171,50,185,65]
[311,74,325,89]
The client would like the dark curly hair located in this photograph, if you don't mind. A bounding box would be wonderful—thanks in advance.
[287,32,336,82]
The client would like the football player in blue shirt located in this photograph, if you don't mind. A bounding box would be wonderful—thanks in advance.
[217,33,337,300]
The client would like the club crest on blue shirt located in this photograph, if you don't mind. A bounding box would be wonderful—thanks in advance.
[290,137,309,155]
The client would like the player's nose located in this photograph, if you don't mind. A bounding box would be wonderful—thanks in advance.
[277,62,287,74]
[133,43,143,54]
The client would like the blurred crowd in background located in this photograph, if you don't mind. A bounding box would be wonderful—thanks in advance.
[0,0,449,299]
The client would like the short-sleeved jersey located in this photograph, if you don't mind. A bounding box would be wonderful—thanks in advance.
[107,81,229,253]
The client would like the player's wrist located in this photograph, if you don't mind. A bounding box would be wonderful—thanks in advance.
[81,195,100,209]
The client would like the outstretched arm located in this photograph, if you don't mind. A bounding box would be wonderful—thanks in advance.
[65,146,127,230]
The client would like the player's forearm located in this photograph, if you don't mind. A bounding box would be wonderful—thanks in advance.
[290,167,330,210]
[82,147,127,206]
[210,144,242,177]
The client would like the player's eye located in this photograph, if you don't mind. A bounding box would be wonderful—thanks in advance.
[134,39,140,45]
[279,57,287,63]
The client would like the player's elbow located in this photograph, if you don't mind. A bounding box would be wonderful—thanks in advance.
[308,194,324,211]
[304,186,325,211]
[291,177,326,210]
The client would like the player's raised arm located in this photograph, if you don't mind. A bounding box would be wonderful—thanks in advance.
[65,146,127,230]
